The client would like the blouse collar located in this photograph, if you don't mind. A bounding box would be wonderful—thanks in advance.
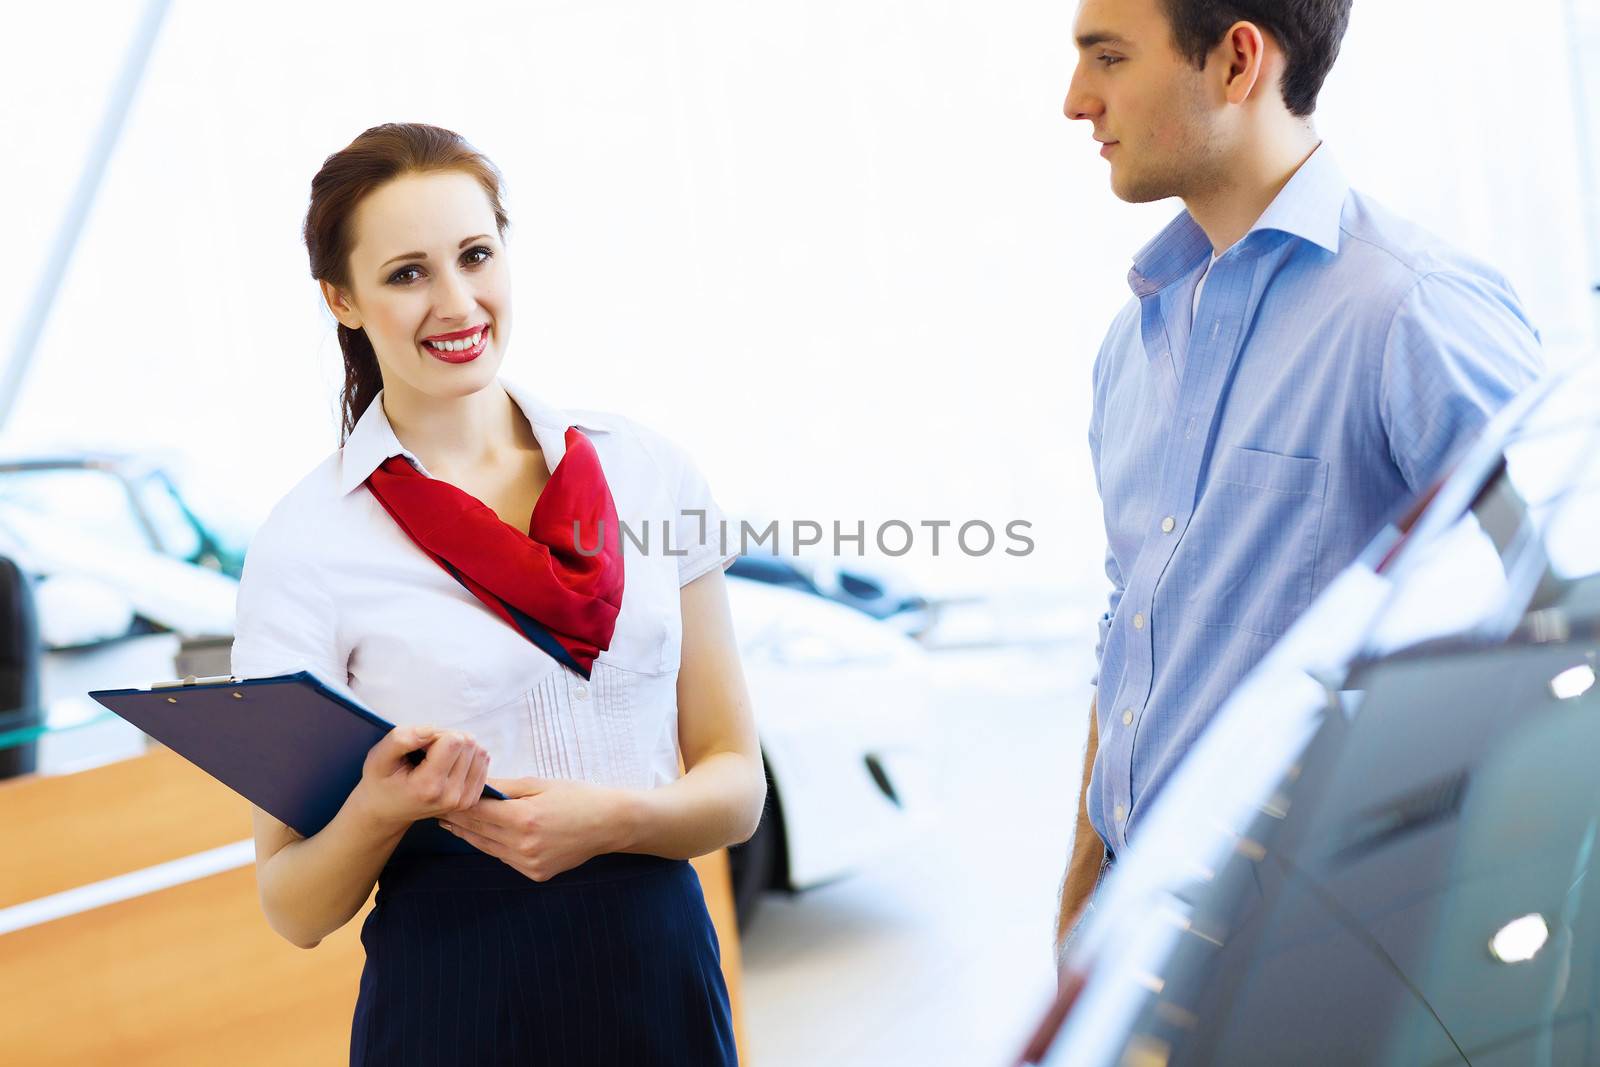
[338,376,611,496]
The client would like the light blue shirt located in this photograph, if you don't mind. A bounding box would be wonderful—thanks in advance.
[1088,144,1544,854]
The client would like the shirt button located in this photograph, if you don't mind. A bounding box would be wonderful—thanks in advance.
[1133,612,1146,630]
[1122,709,1134,726]
[574,684,589,701]
[1161,516,1176,534]
[1114,803,1127,822]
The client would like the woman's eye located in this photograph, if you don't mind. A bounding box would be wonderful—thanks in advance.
[462,245,494,266]
[388,266,421,285]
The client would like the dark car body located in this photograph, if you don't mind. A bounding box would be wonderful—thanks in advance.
[1027,357,1600,1067]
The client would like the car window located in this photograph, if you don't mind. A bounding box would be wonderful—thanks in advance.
[1360,507,1512,656]
[1107,631,1600,1067]
[0,468,151,554]
[131,471,203,559]
[1361,412,1600,659]
[1545,482,1600,582]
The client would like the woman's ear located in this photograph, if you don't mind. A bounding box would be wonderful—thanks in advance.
[320,279,362,330]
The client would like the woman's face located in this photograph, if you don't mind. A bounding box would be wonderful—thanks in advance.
[323,170,511,403]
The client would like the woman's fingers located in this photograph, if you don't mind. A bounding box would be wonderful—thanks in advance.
[463,748,492,809]
[451,747,489,811]
[379,728,493,817]
[444,809,516,849]
[440,735,478,801]
[416,732,469,800]
[373,723,439,770]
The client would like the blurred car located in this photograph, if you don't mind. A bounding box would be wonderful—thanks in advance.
[0,470,933,926]
[1022,357,1600,1066]
[0,453,248,578]
[725,575,934,925]
[0,492,240,777]
[727,550,938,638]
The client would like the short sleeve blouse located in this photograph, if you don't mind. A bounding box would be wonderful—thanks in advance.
[229,377,736,790]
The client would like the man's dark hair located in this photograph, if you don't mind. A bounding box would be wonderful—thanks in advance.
[1159,1,1353,117]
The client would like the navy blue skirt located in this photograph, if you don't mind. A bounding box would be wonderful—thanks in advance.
[350,822,738,1066]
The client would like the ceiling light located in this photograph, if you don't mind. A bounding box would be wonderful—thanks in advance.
[1489,913,1549,963]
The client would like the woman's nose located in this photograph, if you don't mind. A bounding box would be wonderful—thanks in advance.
[432,267,475,320]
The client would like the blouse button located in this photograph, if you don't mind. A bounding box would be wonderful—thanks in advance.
[574,683,590,701]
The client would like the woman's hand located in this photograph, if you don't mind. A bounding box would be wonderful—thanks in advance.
[352,725,492,831]
[438,776,631,882]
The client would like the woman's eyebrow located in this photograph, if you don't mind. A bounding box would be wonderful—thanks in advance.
[380,235,493,270]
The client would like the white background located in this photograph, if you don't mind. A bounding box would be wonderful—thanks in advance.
[2,0,1596,600]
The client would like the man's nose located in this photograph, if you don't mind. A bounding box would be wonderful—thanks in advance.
[1063,68,1101,122]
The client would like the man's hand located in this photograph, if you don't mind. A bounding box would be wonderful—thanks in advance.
[1055,694,1105,967]
[439,776,632,882]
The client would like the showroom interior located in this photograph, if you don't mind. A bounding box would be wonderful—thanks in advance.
[3,1,1600,1064]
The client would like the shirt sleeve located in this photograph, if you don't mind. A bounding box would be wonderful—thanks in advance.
[230,515,348,686]
[631,424,738,587]
[1379,268,1545,495]
[672,447,738,588]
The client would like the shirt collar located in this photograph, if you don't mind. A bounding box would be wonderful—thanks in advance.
[338,376,610,496]
[1128,142,1349,297]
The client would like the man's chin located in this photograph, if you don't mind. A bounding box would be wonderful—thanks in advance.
[1109,166,1172,206]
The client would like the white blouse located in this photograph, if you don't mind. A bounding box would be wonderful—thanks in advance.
[229,377,735,790]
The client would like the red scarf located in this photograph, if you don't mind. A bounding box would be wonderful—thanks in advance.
[364,428,624,677]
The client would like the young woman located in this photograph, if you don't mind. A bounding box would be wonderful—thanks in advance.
[231,122,765,1066]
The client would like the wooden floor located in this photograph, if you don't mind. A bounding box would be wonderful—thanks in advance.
[0,746,745,1064]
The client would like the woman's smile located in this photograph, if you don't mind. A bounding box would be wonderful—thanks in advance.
[421,323,491,363]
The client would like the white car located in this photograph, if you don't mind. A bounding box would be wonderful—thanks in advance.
[1,471,934,926]
[725,575,935,922]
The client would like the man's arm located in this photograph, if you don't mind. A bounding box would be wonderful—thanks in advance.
[1059,319,1120,960]
[1055,693,1104,959]
[1378,268,1543,494]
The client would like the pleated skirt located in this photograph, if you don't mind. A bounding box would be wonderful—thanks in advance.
[349,824,738,1066]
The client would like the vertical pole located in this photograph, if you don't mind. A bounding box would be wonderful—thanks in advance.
[1563,0,1600,346]
[0,0,172,432]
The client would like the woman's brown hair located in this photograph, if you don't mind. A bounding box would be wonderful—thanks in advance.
[303,123,510,443]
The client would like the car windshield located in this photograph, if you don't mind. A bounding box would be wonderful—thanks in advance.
[129,470,204,560]
[1107,622,1600,1065]
[1044,359,1600,1067]
[0,467,153,556]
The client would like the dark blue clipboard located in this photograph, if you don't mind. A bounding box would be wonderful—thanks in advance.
[89,670,506,839]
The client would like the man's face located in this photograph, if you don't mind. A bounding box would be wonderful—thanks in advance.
[1064,0,1221,203]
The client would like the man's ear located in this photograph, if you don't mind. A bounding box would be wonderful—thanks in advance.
[320,279,362,330]
[1220,20,1268,107]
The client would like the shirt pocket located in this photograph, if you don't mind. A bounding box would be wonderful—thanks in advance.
[1187,445,1329,636]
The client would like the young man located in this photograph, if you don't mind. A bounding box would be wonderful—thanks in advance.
[1055,0,1544,960]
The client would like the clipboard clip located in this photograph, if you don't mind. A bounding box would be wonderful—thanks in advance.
[151,674,240,690]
